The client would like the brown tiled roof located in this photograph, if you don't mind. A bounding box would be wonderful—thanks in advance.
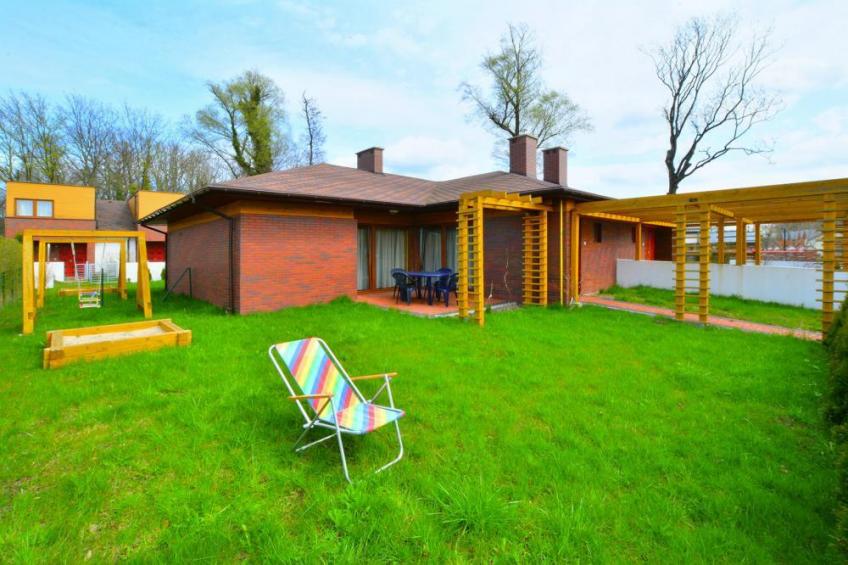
[141,163,607,221]
[95,199,136,230]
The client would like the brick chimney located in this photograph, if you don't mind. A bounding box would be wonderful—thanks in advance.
[542,147,568,185]
[509,134,537,178]
[356,147,383,174]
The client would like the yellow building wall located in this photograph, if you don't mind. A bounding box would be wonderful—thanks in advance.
[130,191,184,221]
[5,182,95,219]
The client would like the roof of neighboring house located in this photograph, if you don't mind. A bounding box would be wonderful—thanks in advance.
[140,163,608,222]
[95,199,137,231]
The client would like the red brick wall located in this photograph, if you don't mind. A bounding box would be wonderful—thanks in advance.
[579,219,637,294]
[167,217,233,310]
[4,217,96,238]
[236,214,357,314]
[483,215,524,303]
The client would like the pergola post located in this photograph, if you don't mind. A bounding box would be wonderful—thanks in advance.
[735,219,747,265]
[674,207,687,321]
[118,239,127,300]
[822,196,837,332]
[22,232,35,335]
[570,212,581,303]
[634,222,643,260]
[698,207,711,323]
[457,202,469,319]
[754,223,762,265]
[717,217,725,264]
[37,239,47,309]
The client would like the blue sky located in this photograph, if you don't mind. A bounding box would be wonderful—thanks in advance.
[2,0,846,197]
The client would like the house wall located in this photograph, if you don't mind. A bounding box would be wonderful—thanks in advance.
[4,182,95,220]
[236,214,357,313]
[167,217,233,310]
[579,218,637,294]
[4,217,97,239]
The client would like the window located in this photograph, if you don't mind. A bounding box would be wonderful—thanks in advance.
[15,198,53,217]
[36,200,53,217]
[593,222,603,243]
[15,199,33,216]
[419,227,442,271]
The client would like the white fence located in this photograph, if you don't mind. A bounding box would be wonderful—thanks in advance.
[616,259,845,310]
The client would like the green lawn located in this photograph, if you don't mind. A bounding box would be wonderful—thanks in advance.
[0,285,838,561]
[601,284,823,331]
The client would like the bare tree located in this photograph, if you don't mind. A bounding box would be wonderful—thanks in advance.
[151,141,220,193]
[461,23,591,151]
[24,94,66,183]
[0,92,38,181]
[650,15,780,194]
[63,95,115,187]
[299,92,326,166]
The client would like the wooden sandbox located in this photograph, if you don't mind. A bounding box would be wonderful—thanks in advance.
[43,319,191,369]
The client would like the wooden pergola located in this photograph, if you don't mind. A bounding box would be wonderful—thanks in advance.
[21,229,153,335]
[572,178,848,332]
[457,191,552,326]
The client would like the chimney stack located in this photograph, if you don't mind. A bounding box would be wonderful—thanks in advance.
[356,147,384,174]
[542,147,568,185]
[509,134,537,178]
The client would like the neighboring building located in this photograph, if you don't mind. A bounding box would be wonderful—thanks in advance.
[4,182,182,277]
[142,136,672,313]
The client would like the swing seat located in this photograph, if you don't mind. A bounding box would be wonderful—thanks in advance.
[78,291,101,308]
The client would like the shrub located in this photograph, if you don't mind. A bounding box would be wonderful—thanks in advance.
[826,298,848,555]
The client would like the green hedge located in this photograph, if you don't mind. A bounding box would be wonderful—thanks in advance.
[826,300,848,555]
[0,237,22,306]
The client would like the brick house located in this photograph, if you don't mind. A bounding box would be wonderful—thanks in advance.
[4,182,182,277]
[141,136,671,313]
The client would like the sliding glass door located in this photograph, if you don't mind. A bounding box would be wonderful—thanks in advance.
[445,227,457,271]
[375,228,407,288]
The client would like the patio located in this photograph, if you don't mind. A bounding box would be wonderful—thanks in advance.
[355,289,512,317]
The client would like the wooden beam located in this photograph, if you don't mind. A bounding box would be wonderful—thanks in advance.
[735,219,747,266]
[823,196,837,332]
[754,223,762,265]
[37,239,46,309]
[709,204,735,218]
[674,208,686,321]
[136,234,152,318]
[698,208,711,324]
[579,210,674,228]
[634,223,643,261]
[717,217,725,264]
[24,228,144,239]
[474,199,485,326]
[570,212,580,303]
[457,206,469,319]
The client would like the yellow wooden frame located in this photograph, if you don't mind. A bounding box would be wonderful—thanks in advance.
[572,177,848,331]
[21,229,152,335]
[457,191,552,326]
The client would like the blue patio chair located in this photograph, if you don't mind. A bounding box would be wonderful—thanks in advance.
[434,273,458,307]
[391,271,416,305]
[390,268,405,299]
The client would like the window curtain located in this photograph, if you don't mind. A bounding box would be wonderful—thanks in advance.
[419,227,442,271]
[375,228,407,288]
[445,227,457,271]
[357,227,370,290]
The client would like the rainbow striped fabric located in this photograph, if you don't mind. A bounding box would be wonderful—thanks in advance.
[275,338,404,434]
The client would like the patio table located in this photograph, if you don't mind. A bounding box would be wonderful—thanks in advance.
[405,271,449,305]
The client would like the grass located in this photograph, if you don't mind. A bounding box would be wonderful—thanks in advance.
[601,284,823,331]
[0,284,838,561]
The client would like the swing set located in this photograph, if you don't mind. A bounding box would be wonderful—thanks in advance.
[21,228,153,335]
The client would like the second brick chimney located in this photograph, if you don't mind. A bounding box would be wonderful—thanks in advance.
[357,147,384,174]
[542,147,568,185]
[509,134,537,178]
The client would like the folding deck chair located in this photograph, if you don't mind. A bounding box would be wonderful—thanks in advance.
[268,337,404,483]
